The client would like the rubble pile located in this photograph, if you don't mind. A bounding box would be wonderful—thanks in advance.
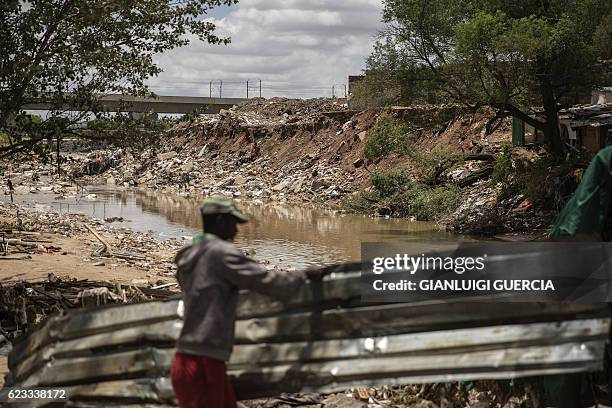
[244,382,533,408]
[231,97,343,119]
[0,275,177,342]
[1,98,552,235]
[70,98,370,204]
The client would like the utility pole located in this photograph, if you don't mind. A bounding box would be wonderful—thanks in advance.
[246,80,249,99]
[209,81,212,98]
[259,80,262,98]
[332,85,335,98]
[219,80,223,98]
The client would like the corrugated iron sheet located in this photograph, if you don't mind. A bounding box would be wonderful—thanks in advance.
[2,273,610,407]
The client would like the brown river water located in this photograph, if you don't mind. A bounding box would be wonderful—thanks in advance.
[14,187,467,269]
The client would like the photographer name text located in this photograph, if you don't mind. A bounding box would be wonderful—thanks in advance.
[372,279,555,292]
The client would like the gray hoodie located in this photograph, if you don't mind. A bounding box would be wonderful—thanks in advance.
[174,234,306,361]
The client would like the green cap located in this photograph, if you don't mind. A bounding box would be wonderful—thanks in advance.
[200,195,249,223]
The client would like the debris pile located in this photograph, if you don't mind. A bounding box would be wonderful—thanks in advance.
[0,275,177,343]
[243,382,533,408]
[58,98,371,203]
[1,98,555,235]
[0,203,183,276]
[0,230,62,259]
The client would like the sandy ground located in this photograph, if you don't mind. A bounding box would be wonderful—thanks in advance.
[0,230,179,389]
[1,233,157,283]
[0,232,177,285]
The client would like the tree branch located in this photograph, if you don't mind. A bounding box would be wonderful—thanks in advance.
[491,102,545,131]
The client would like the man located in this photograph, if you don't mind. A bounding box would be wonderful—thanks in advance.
[172,196,323,408]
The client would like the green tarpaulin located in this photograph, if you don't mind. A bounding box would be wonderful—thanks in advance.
[549,146,612,240]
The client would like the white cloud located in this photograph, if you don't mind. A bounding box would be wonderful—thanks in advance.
[147,0,383,98]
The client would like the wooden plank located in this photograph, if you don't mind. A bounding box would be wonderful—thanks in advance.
[11,320,182,382]
[233,302,608,343]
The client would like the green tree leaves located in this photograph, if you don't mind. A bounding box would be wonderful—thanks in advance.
[0,0,237,143]
[368,0,612,153]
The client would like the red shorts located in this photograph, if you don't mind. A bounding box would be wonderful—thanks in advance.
[171,352,237,408]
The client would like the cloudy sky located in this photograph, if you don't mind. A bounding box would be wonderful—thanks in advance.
[147,0,384,99]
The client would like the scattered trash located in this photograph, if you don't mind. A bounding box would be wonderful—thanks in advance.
[0,275,177,342]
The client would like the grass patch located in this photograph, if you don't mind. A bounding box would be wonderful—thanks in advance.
[0,131,11,147]
[342,169,463,221]
[408,184,463,221]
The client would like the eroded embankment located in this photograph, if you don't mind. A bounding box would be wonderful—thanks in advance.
[6,98,568,235]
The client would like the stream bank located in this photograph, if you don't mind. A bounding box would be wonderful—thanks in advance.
[3,98,567,236]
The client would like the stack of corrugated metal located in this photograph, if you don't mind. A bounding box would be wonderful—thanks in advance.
[2,271,610,407]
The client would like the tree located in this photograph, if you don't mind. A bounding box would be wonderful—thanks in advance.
[0,0,237,155]
[375,0,612,153]
[351,38,444,108]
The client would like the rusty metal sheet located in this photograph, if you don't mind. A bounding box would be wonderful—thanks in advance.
[19,348,173,388]
[2,378,174,408]
[7,338,606,403]
[229,318,610,366]
[12,317,609,390]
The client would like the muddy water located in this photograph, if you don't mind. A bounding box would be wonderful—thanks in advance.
[14,187,463,269]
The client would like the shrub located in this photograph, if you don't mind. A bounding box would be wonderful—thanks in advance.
[408,184,462,221]
[349,78,401,110]
[408,147,462,184]
[363,117,411,162]
[371,169,411,197]
[87,117,120,131]
[520,154,582,209]
[366,168,463,220]
[491,144,513,185]
[340,190,380,213]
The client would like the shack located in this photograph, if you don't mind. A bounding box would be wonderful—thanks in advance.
[513,103,612,154]
[559,104,612,153]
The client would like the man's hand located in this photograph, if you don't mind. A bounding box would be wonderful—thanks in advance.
[304,265,328,281]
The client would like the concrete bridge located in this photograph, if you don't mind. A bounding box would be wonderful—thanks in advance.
[23,94,249,114]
